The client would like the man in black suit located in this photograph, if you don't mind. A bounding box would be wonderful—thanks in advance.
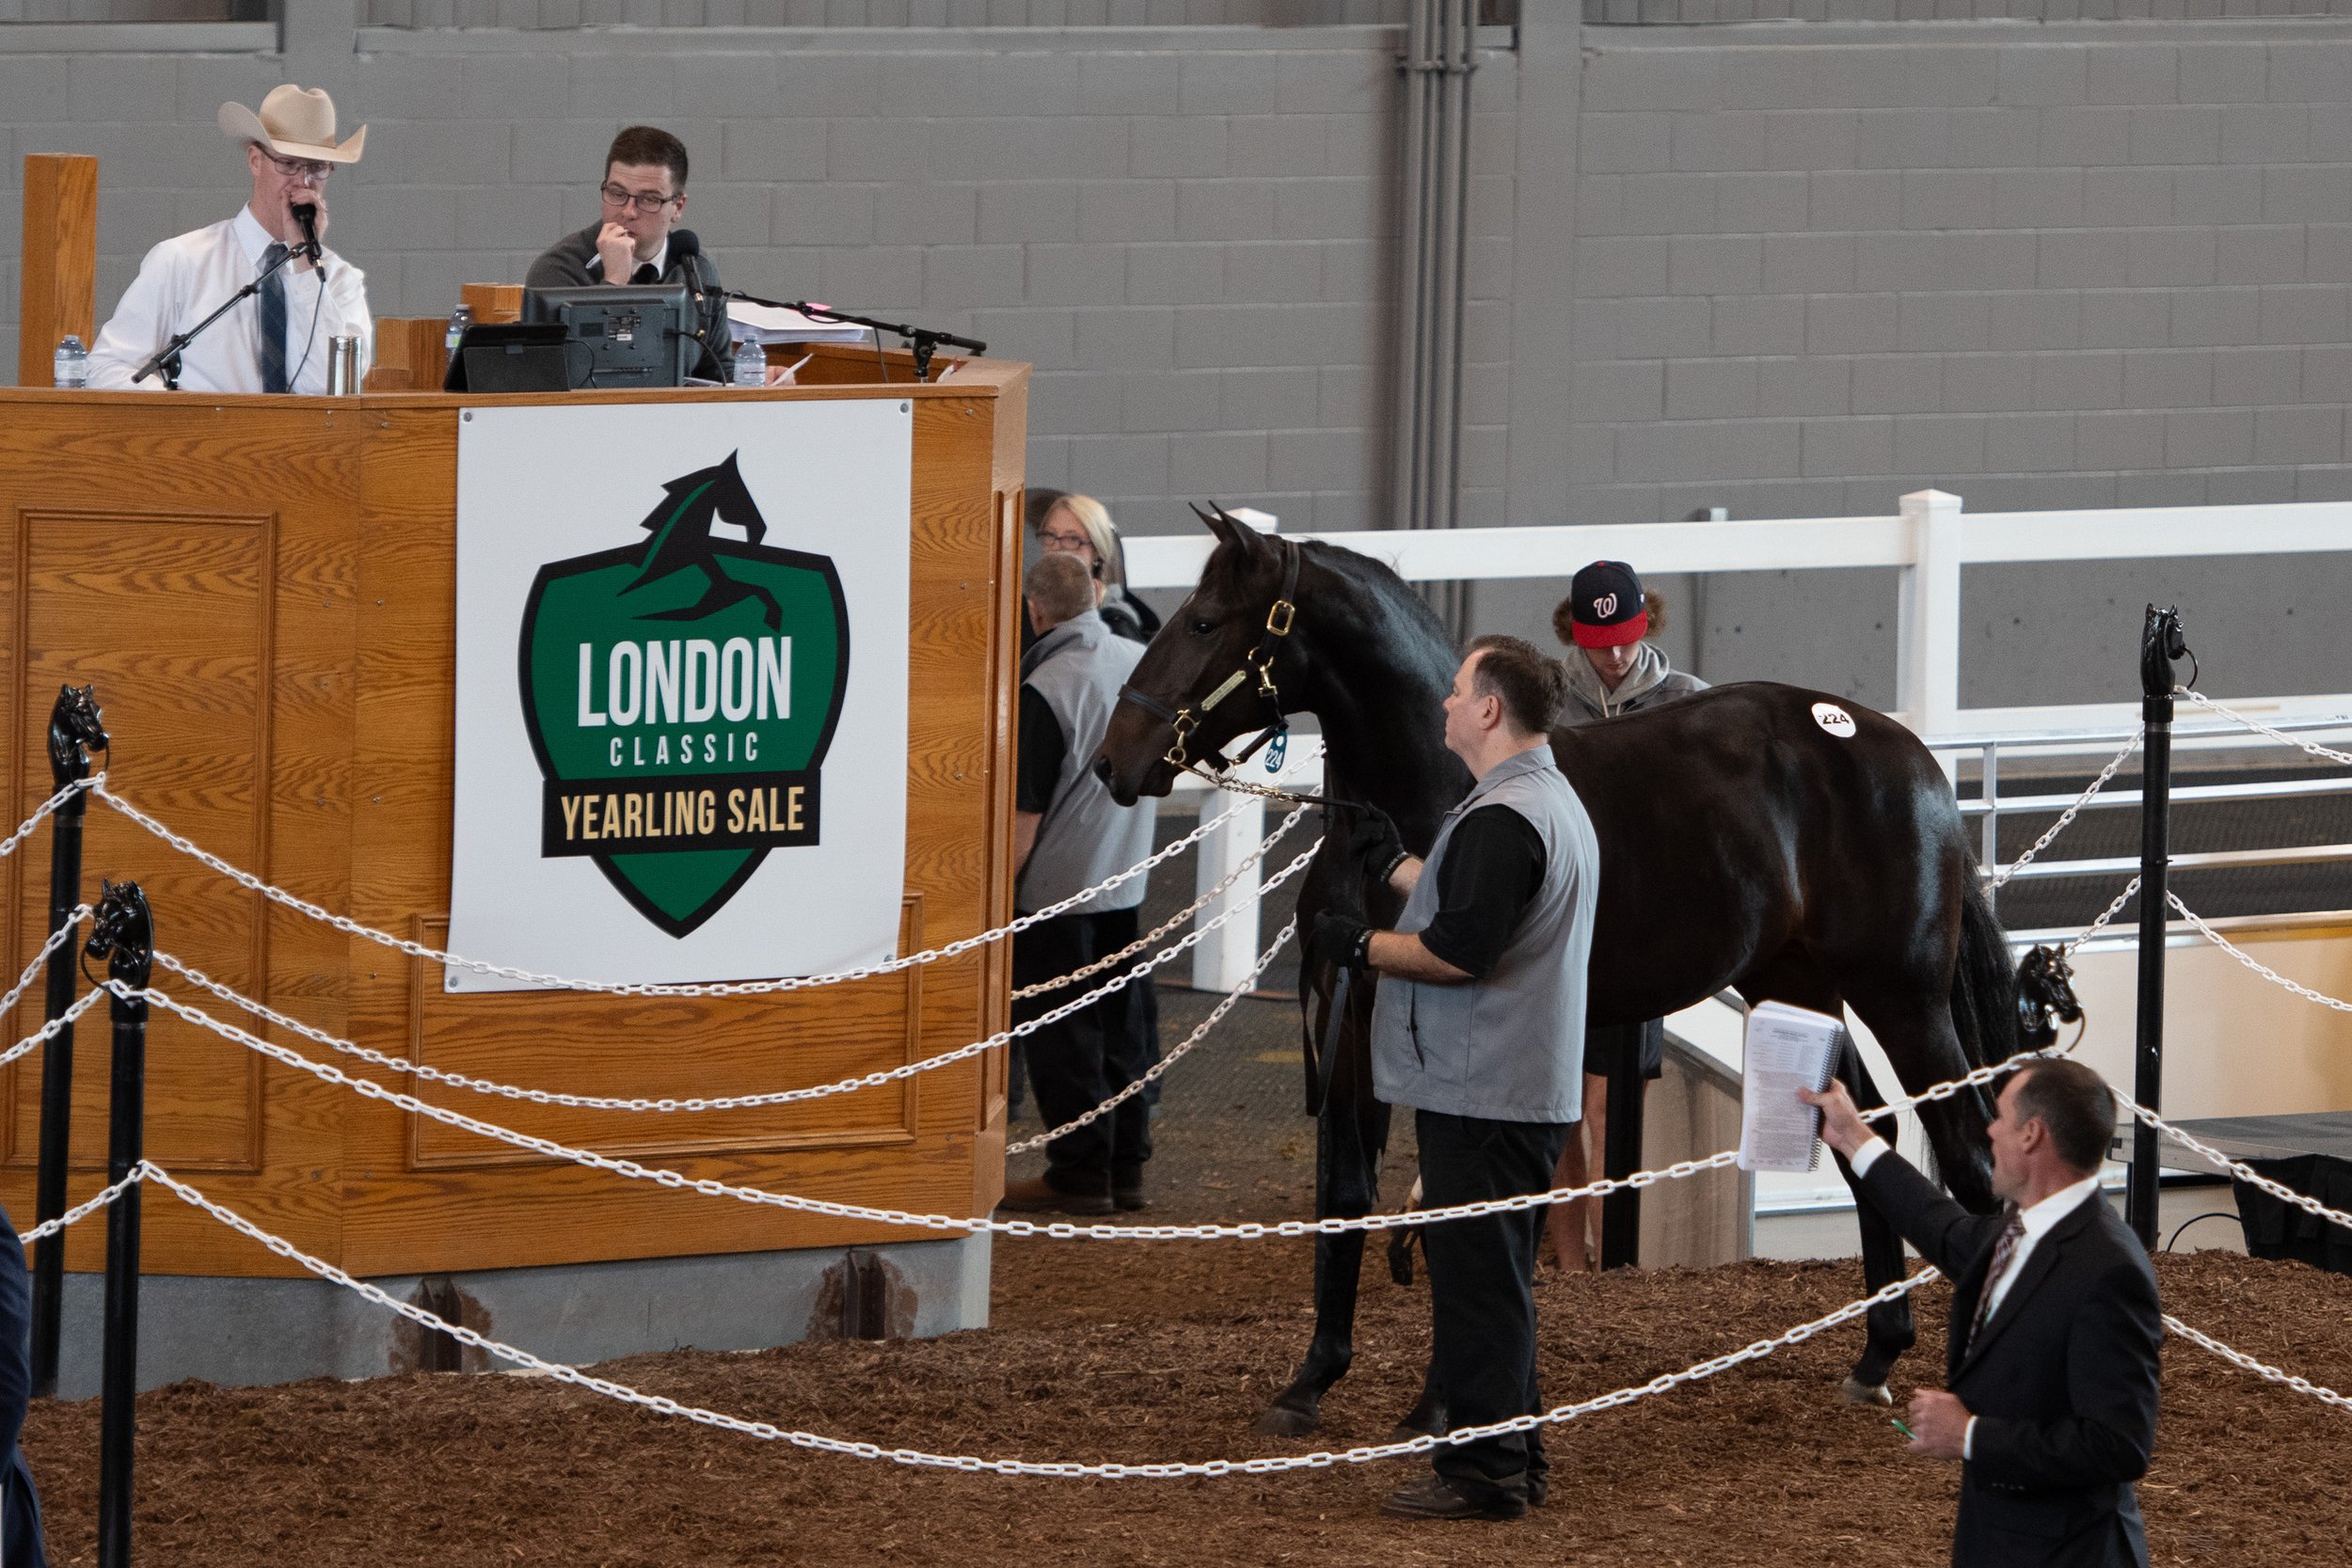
[1802,1059,2160,1568]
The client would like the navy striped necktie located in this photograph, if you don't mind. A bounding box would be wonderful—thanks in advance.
[258,243,289,394]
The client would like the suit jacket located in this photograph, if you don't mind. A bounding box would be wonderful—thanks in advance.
[1862,1153,2161,1568]
[0,1207,48,1568]
[525,226,726,379]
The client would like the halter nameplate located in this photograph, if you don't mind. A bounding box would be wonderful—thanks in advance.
[1200,669,1249,713]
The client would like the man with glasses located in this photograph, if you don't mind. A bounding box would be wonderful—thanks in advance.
[528,126,712,293]
[87,85,373,393]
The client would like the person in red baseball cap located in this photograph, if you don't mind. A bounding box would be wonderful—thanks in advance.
[1543,561,1708,1270]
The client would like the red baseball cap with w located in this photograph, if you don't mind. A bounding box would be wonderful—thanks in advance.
[1568,560,1647,648]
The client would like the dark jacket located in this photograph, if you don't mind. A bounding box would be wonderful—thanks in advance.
[525,224,721,293]
[1862,1153,2161,1568]
[0,1207,47,1568]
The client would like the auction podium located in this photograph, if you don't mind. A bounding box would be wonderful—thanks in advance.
[0,358,1025,1385]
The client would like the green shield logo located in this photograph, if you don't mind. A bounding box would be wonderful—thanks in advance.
[517,451,850,938]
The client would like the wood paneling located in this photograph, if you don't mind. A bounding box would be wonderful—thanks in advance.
[459,284,524,325]
[18,155,97,390]
[0,366,1025,1276]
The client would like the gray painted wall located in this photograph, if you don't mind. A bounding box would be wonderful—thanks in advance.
[3,10,2345,709]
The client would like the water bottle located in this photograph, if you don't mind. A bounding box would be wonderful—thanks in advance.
[733,336,767,388]
[53,335,87,388]
[444,303,471,357]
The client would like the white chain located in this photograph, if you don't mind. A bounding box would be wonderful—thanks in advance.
[2174,689,2352,768]
[2122,1095,2352,1235]
[15,1165,145,1246]
[1008,919,1296,1156]
[0,989,107,1075]
[2168,892,2352,1015]
[134,975,2056,1242]
[2166,1314,2352,1417]
[0,908,91,1023]
[93,779,1277,998]
[138,1157,1944,1478]
[2063,875,2143,957]
[144,841,1318,1121]
[0,774,97,863]
[1986,729,2142,891]
[1013,802,1310,1001]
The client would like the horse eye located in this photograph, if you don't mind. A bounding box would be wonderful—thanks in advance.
[1189,618,1216,636]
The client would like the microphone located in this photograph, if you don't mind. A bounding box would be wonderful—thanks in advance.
[291,202,321,262]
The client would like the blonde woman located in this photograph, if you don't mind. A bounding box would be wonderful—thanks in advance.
[1032,491,1161,645]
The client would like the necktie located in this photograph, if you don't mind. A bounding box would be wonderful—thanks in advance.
[258,243,289,394]
[630,261,660,285]
[1966,1209,2026,1352]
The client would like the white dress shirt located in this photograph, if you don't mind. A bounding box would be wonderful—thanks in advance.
[1851,1137,2104,1458]
[87,205,373,394]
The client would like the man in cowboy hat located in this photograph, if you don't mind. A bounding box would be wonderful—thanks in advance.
[87,85,373,393]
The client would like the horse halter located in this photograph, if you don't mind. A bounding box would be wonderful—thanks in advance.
[1118,536,1301,779]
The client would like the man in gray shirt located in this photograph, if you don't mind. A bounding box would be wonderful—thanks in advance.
[1308,635,1600,1521]
[999,553,1160,1216]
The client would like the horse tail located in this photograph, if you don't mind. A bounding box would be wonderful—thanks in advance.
[1948,865,2018,1076]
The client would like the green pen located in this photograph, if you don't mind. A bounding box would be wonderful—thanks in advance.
[1891,1418,1916,1439]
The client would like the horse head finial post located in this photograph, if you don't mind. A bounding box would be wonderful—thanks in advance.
[86,879,153,993]
[47,684,107,791]
[2015,944,2084,1051]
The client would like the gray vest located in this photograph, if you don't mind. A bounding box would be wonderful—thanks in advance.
[1016,610,1157,915]
[1370,745,1598,1124]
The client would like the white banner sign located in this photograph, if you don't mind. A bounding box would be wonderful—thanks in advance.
[448,400,912,990]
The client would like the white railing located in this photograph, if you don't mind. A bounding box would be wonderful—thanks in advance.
[1123,493,2352,989]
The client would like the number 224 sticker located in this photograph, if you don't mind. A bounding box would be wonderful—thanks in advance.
[1811,702,1858,738]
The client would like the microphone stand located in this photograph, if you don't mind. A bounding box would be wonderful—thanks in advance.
[723,291,986,383]
[132,231,317,391]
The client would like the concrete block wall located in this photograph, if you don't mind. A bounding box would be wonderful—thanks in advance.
[0,2,230,19]
[360,0,1408,28]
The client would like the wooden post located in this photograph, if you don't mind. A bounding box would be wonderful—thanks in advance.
[460,283,525,325]
[19,154,99,388]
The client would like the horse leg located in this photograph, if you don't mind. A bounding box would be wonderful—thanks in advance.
[1259,983,1389,1437]
[1832,1040,1915,1405]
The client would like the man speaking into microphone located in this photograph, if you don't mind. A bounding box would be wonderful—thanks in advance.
[87,84,374,393]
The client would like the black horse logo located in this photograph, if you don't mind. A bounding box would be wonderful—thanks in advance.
[622,451,784,631]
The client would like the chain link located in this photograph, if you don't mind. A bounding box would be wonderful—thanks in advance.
[0,989,106,1075]
[1986,729,2142,891]
[2122,1094,2352,1234]
[139,1157,1944,1479]
[1013,803,1309,1000]
[2168,892,2352,1015]
[16,1165,144,1246]
[0,908,91,1022]
[1008,919,1296,1155]
[146,841,1319,1121]
[2063,875,2144,957]
[2166,1314,2352,1417]
[0,775,96,863]
[94,779,1279,998]
[2174,689,2352,768]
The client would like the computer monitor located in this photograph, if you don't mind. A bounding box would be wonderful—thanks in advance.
[523,284,698,389]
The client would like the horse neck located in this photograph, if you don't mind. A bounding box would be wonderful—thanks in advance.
[1287,554,1467,841]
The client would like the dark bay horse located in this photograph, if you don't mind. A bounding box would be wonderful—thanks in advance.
[1095,510,2017,1437]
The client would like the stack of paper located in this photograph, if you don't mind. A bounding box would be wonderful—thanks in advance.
[726,300,875,346]
[1738,1001,1848,1173]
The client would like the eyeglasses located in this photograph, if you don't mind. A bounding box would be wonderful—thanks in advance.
[1038,528,1095,555]
[262,152,333,184]
[600,182,679,214]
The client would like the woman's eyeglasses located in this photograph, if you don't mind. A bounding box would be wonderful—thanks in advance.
[1038,529,1094,554]
[601,182,679,214]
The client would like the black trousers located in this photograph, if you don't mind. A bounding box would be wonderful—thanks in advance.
[1009,909,1155,1196]
[1415,1109,1570,1503]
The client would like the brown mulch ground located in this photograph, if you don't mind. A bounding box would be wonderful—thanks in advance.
[21,1243,2351,1566]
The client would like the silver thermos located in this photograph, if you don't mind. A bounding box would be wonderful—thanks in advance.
[326,334,359,395]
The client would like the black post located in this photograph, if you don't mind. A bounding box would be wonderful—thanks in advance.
[1598,1026,1649,1270]
[2128,608,2188,1251]
[90,880,152,1568]
[32,684,105,1397]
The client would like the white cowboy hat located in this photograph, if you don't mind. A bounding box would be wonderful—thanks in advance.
[217,84,366,165]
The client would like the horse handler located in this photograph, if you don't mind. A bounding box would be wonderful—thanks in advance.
[1308,635,1599,1521]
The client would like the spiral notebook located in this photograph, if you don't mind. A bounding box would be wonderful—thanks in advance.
[1738,1001,1848,1173]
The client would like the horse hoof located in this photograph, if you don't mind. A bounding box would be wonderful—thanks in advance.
[1256,1402,1320,1438]
[1841,1376,1893,1407]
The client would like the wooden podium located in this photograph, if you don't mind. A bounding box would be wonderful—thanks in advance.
[0,360,1025,1286]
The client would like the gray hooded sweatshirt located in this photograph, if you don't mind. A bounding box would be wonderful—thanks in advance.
[1560,641,1708,726]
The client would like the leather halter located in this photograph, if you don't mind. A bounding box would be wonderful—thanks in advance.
[1118,536,1301,776]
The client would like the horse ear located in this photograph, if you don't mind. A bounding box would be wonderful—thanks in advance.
[1195,501,1267,562]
